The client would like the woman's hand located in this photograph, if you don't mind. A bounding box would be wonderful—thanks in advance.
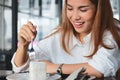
[18,21,37,47]
[14,22,37,67]
[40,60,59,74]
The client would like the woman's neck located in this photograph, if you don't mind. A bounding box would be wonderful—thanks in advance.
[78,32,89,44]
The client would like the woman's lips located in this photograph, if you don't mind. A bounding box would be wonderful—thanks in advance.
[73,22,85,28]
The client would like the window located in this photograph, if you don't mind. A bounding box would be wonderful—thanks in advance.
[17,0,62,50]
[0,0,12,51]
[0,0,17,70]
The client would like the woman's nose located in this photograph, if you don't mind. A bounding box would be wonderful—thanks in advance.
[72,11,81,20]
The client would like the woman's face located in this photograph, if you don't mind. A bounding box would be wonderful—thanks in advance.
[66,0,96,35]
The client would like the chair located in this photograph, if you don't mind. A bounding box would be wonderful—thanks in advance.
[116,69,120,78]
[114,18,120,27]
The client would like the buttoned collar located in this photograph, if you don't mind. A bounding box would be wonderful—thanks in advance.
[69,33,91,50]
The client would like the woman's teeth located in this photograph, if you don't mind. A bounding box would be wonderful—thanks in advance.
[75,22,84,25]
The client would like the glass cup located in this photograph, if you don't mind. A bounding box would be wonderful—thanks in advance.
[29,61,47,80]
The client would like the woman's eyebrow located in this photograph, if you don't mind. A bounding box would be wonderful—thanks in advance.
[78,5,89,8]
[67,4,72,7]
[67,3,89,8]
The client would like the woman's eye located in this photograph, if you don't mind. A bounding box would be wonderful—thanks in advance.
[80,9,87,12]
[67,8,73,11]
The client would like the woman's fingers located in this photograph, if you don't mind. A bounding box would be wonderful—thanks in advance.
[27,22,37,39]
[19,21,37,43]
[19,27,31,41]
[27,22,37,32]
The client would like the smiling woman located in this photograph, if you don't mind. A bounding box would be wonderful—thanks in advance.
[11,0,120,79]
[66,0,96,43]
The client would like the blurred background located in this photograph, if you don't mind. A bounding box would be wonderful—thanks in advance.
[0,0,120,70]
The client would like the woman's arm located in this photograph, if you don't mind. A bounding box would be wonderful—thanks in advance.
[41,60,103,78]
[14,42,29,67]
[61,63,103,78]
[13,22,37,67]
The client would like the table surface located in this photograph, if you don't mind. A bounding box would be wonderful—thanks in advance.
[6,74,120,80]
[1,70,120,80]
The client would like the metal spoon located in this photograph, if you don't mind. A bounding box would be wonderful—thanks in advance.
[29,39,34,52]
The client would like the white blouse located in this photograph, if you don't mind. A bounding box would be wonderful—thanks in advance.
[11,31,120,77]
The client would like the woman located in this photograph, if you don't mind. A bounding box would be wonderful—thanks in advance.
[11,0,120,78]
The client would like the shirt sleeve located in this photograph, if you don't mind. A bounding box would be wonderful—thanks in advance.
[33,37,53,61]
[34,45,51,61]
[11,52,30,73]
[88,31,120,77]
[88,47,120,77]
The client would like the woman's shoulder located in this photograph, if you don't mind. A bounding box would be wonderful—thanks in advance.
[39,30,61,43]
[44,30,61,39]
[103,30,118,48]
[103,30,112,37]
[34,30,61,50]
